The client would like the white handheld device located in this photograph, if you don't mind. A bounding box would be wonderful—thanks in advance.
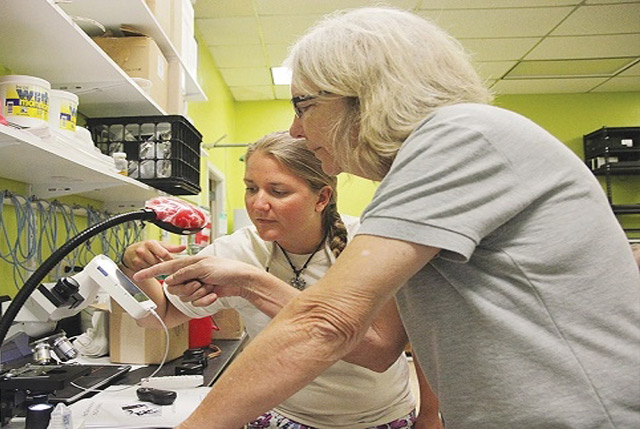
[85,254,157,319]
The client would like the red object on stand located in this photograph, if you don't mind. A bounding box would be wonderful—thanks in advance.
[188,317,214,348]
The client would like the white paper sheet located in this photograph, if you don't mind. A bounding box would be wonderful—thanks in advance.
[73,385,211,428]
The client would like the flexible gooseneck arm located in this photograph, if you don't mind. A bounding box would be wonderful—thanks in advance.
[0,209,157,349]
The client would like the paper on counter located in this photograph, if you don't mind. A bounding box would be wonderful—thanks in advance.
[75,385,211,428]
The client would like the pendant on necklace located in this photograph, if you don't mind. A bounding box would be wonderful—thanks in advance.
[290,276,306,290]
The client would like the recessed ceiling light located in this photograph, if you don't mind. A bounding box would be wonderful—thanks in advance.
[271,66,292,85]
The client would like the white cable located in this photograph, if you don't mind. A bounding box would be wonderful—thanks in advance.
[144,308,171,380]
[69,309,171,394]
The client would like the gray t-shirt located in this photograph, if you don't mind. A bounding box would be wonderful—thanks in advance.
[358,103,640,428]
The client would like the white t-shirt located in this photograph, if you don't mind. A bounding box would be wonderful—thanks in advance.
[166,215,416,428]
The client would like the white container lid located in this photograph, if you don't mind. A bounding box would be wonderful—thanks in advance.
[50,89,79,103]
[0,74,51,89]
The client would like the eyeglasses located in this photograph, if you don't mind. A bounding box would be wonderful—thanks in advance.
[291,93,319,118]
[291,91,333,118]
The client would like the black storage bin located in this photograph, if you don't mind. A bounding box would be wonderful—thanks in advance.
[583,126,640,158]
[87,115,202,195]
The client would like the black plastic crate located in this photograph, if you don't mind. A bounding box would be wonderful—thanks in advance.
[87,115,202,195]
[583,126,640,158]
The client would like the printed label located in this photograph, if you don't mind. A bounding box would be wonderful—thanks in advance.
[3,84,49,121]
[58,100,77,131]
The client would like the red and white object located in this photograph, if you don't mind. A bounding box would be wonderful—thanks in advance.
[145,196,208,234]
[194,220,211,246]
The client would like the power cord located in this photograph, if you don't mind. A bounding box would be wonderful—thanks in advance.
[69,308,171,394]
[145,308,171,380]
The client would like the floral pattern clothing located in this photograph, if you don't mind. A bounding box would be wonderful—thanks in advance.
[247,409,417,429]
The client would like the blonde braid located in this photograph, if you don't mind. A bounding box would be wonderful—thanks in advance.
[325,203,348,258]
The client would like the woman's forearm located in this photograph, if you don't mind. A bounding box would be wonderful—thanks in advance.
[179,281,371,428]
[340,298,408,371]
[243,274,407,371]
[134,235,438,428]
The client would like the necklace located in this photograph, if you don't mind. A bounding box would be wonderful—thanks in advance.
[275,237,326,290]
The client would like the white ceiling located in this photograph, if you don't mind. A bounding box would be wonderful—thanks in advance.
[194,0,640,101]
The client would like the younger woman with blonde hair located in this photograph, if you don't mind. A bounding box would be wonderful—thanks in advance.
[122,131,427,428]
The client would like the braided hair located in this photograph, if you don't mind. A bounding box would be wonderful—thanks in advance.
[245,131,349,258]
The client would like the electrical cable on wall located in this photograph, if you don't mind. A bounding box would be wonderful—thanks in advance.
[0,190,145,290]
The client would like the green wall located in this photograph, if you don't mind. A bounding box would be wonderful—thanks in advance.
[495,93,640,158]
[232,100,380,217]
[2,27,639,297]
[228,92,640,219]
[495,93,640,230]
[184,29,236,212]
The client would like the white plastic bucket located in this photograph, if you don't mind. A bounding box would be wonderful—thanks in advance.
[0,75,50,128]
[49,89,79,134]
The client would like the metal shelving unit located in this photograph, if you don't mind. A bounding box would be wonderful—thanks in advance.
[584,127,640,234]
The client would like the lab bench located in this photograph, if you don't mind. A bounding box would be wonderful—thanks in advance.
[120,335,248,386]
[1,334,247,428]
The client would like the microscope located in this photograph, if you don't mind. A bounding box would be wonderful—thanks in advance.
[0,197,207,425]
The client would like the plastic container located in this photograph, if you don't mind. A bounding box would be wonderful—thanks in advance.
[0,74,50,128]
[47,403,73,429]
[113,152,128,175]
[49,89,79,134]
[87,115,202,195]
[583,127,640,158]
[188,317,213,348]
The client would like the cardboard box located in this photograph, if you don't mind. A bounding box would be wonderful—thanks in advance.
[109,300,188,364]
[211,308,245,340]
[93,36,168,110]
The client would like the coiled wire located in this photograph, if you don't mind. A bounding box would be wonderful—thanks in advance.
[0,190,145,289]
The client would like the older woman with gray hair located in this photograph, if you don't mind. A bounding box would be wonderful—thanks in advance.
[136,7,640,428]
[124,131,435,429]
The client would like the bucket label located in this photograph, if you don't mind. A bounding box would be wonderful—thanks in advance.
[2,84,49,121]
[57,100,77,131]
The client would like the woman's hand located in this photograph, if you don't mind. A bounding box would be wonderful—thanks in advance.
[133,255,269,307]
[119,240,188,329]
[121,240,186,272]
